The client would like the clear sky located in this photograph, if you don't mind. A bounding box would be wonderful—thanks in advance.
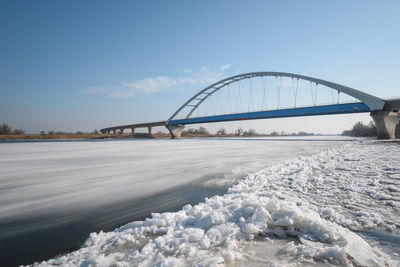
[1,0,399,134]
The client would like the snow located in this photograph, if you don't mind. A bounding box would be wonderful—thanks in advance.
[30,140,399,266]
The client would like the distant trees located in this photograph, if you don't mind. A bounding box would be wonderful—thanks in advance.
[270,131,279,136]
[216,127,227,136]
[12,128,25,134]
[235,127,244,136]
[294,131,315,136]
[342,121,377,137]
[0,123,25,135]
[0,123,11,134]
[243,128,257,136]
[182,127,210,135]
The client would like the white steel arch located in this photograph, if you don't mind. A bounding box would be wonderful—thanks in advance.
[167,72,385,124]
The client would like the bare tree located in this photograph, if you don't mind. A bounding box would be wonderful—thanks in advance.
[270,131,279,136]
[235,127,244,136]
[0,123,12,134]
[243,128,257,136]
[342,121,377,137]
[12,129,25,135]
[197,127,209,134]
[216,127,227,136]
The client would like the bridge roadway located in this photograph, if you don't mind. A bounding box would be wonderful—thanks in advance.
[100,121,166,135]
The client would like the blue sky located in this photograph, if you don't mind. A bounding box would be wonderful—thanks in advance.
[1,0,399,134]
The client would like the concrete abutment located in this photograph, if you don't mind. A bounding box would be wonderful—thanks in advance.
[166,125,185,139]
[370,111,400,139]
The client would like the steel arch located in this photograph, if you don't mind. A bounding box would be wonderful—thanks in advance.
[166,72,385,124]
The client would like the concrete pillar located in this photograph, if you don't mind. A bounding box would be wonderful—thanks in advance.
[166,125,185,139]
[112,129,117,134]
[148,126,153,136]
[120,129,124,134]
[131,128,136,136]
[370,111,400,139]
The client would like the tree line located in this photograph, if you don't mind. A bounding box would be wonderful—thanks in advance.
[342,120,400,138]
[0,123,25,135]
[0,123,102,135]
[181,126,316,137]
[342,121,377,137]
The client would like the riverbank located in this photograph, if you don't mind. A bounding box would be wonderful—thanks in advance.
[0,133,322,141]
[0,133,170,140]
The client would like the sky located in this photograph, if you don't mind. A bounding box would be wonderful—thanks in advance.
[0,0,399,134]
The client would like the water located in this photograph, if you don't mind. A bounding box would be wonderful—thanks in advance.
[0,136,366,266]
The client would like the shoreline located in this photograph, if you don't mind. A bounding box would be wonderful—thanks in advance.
[0,133,333,141]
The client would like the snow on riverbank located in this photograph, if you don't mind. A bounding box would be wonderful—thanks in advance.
[34,141,399,266]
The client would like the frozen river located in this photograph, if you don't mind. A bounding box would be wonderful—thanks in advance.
[0,137,399,266]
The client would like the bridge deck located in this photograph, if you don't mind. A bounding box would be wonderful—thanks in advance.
[100,121,166,133]
[168,102,370,125]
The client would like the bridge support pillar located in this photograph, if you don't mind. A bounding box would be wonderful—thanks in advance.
[166,125,185,139]
[370,111,400,139]
[120,129,124,134]
[131,128,136,135]
[148,126,153,137]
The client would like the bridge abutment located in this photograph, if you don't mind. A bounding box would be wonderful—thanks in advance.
[370,111,400,139]
[166,125,185,139]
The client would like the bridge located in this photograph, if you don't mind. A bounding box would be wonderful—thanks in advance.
[100,72,400,139]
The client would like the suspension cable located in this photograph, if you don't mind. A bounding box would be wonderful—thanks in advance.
[262,76,267,110]
[292,77,299,108]
[236,80,242,113]
[248,78,254,112]
[276,76,281,109]
[204,93,209,117]
[214,89,218,115]
[310,81,314,105]
[224,84,230,115]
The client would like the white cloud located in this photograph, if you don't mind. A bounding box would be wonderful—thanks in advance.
[220,63,233,71]
[109,89,135,98]
[80,64,233,98]
[123,76,181,94]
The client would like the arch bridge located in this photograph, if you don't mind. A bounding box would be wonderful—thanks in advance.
[101,72,400,139]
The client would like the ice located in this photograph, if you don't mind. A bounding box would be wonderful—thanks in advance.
[0,137,350,237]
[32,141,399,266]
